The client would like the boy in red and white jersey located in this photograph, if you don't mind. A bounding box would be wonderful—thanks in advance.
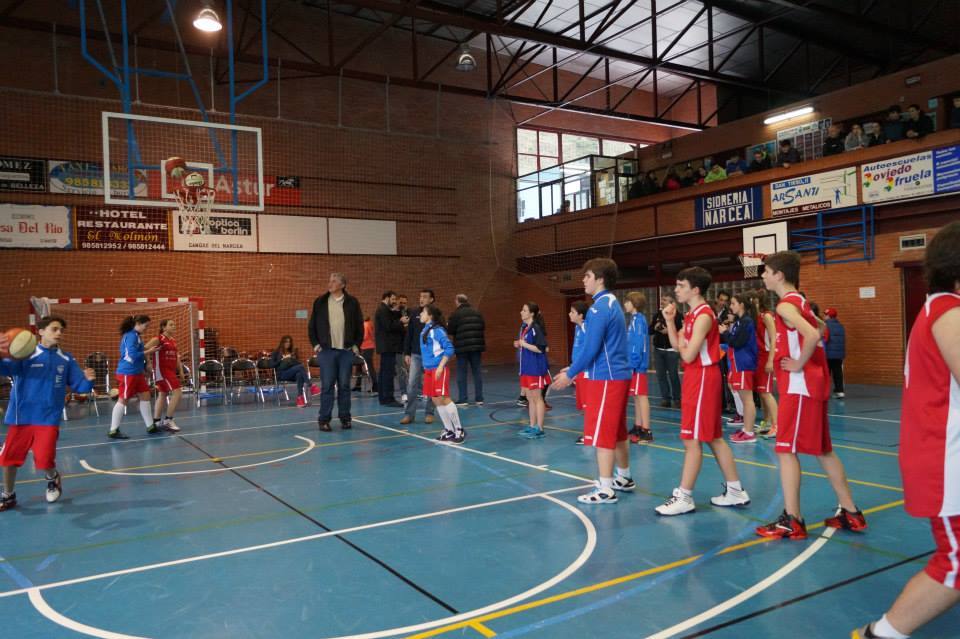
[757,251,865,540]
[852,222,960,639]
[146,319,185,432]
[752,290,778,438]
[655,266,749,516]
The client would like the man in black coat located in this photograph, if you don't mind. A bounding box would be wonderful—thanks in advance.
[448,294,486,405]
[375,290,407,407]
[309,272,364,432]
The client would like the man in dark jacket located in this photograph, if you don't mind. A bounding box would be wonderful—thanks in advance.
[652,293,683,408]
[375,291,407,407]
[447,294,486,405]
[824,308,846,399]
[401,289,437,425]
[822,124,845,157]
[776,139,802,168]
[309,272,364,431]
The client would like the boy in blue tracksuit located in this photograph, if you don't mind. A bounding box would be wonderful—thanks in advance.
[625,292,652,444]
[553,258,633,504]
[0,316,95,511]
[419,305,465,444]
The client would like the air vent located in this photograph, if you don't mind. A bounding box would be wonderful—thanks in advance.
[899,234,926,250]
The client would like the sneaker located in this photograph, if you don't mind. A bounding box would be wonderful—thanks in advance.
[577,486,618,504]
[761,426,778,439]
[451,430,466,444]
[424,415,435,424]
[516,398,528,408]
[637,428,654,444]
[340,419,352,430]
[401,394,408,403]
[725,415,744,425]
[318,419,332,432]
[296,396,307,408]
[108,429,130,440]
[475,400,484,406]
[163,419,181,433]
[146,423,161,434]
[850,624,879,638]
[824,506,868,532]
[655,488,696,516]
[0,492,16,512]
[659,399,671,408]
[518,426,538,437]
[629,429,640,444]
[730,430,757,444]
[520,428,545,440]
[612,475,635,492]
[756,420,771,435]
[310,384,321,395]
[710,483,751,507]
[836,392,845,399]
[400,415,413,425]
[437,430,456,442]
[455,400,469,407]
[755,510,807,539]
[45,473,62,503]
[575,435,584,445]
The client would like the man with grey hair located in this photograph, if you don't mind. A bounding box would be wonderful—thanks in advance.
[309,272,364,432]
[448,293,486,405]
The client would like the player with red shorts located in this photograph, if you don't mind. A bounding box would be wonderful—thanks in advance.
[756,251,865,540]
[419,305,464,444]
[516,303,551,440]
[551,258,633,505]
[567,301,590,444]
[753,291,779,439]
[0,316,95,511]
[655,267,750,516]
[625,292,652,444]
[722,293,759,444]
[853,222,960,639]
[109,315,160,439]
[147,319,185,432]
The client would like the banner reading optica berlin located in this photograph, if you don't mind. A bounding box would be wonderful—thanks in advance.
[0,204,72,248]
[770,167,859,217]
[75,206,169,251]
[49,160,148,197]
[172,211,257,252]
[695,186,763,229]
[861,151,934,203]
[933,145,960,194]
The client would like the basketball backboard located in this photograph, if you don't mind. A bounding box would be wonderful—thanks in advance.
[743,221,788,256]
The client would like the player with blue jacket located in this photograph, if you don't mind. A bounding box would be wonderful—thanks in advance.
[515,302,550,440]
[625,292,653,444]
[553,258,634,505]
[419,305,465,444]
[109,314,159,440]
[0,316,95,511]
[720,293,760,444]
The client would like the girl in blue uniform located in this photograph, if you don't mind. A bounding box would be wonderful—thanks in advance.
[515,302,549,440]
[625,292,652,443]
[110,314,159,439]
[420,305,464,444]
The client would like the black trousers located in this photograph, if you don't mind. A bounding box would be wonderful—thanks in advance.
[827,358,844,393]
[378,352,397,403]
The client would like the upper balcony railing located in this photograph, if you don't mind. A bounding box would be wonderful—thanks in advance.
[516,155,639,222]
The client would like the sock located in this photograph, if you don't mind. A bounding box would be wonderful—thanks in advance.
[444,404,462,433]
[45,470,59,480]
[873,616,909,639]
[0,490,12,499]
[726,480,742,491]
[110,402,125,433]
[436,404,453,432]
[732,390,744,415]
[616,466,631,479]
[598,477,614,492]
[139,401,153,428]
[679,487,693,498]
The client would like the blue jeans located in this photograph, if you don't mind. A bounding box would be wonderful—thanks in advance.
[404,354,435,418]
[277,363,309,396]
[318,348,353,422]
[455,351,483,403]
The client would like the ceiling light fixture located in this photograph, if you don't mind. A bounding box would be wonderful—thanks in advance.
[763,105,814,125]
[193,4,223,32]
[455,44,477,72]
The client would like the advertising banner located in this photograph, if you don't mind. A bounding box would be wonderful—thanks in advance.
[861,151,934,203]
[258,214,327,254]
[49,160,149,197]
[695,186,763,229]
[172,211,257,252]
[75,206,169,251]
[0,204,71,248]
[770,167,858,217]
[933,145,960,194]
[0,156,46,192]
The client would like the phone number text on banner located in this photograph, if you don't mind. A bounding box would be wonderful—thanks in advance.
[75,206,169,251]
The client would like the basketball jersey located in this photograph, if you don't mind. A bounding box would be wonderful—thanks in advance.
[682,303,721,370]
[900,292,960,517]
[153,335,179,380]
[774,292,828,400]
[756,310,773,358]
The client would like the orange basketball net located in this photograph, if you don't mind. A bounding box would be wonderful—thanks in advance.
[173,184,216,234]
[738,252,765,278]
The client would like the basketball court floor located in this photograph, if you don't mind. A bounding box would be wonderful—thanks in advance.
[0,367,954,638]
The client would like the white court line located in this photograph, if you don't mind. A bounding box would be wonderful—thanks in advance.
[643,527,837,639]
[78,436,316,477]
[29,589,148,639]
[351,418,594,485]
[2,485,586,601]
[58,419,319,450]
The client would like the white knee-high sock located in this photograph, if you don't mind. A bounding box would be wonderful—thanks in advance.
[444,403,462,432]
[732,388,744,415]
[110,402,125,433]
[436,404,453,431]
[139,400,153,428]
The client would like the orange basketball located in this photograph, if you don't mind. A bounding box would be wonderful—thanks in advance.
[165,156,187,178]
[3,328,37,359]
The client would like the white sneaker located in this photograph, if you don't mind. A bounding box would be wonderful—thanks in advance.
[655,488,695,516]
[163,418,181,433]
[710,483,751,507]
[577,486,618,504]
[401,394,408,403]
[611,475,636,492]
[836,392,845,399]
[45,473,62,503]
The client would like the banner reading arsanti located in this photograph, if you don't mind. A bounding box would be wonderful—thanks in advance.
[861,151,934,203]
[696,186,763,230]
[172,211,257,252]
[770,168,858,217]
[75,206,169,251]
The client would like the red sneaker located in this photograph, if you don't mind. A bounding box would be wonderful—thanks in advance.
[824,506,868,532]
[756,510,807,540]
[310,384,321,396]
[296,396,307,408]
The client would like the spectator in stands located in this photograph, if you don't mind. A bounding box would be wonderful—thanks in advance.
[375,290,407,407]
[309,272,365,432]
[704,163,728,183]
[695,166,708,184]
[950,95,960,129]
[680,166,697,188]
[844,123,869,151]
[448,294,486,405]
[882,105,905,143]
[822,124,845,157]
[724,153,748,177]
[824,308,846,399]
[864,122,883,147]
[904,104,934,139]
[662,167,682,191]
[652,293,683,408]
[629,171,659,199]
[776,139,802,168]
[748,149,772,173]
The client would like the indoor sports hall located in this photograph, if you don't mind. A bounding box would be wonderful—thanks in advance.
[0,2,958,638]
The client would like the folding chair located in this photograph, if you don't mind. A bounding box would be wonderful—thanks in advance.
[352,351,373,393]
[229,358,261,404]
[257,357,292,405]
[196,360,228,407]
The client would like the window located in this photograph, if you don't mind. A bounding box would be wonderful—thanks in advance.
[517,127,644,177]
[602,139,637,157]
[562,134,600,161]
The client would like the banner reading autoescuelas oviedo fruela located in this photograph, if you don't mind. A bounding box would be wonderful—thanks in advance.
[695,186,763,229]
[861,151,934,203]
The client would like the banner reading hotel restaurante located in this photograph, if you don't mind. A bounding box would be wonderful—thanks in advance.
[75,206,169,251]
